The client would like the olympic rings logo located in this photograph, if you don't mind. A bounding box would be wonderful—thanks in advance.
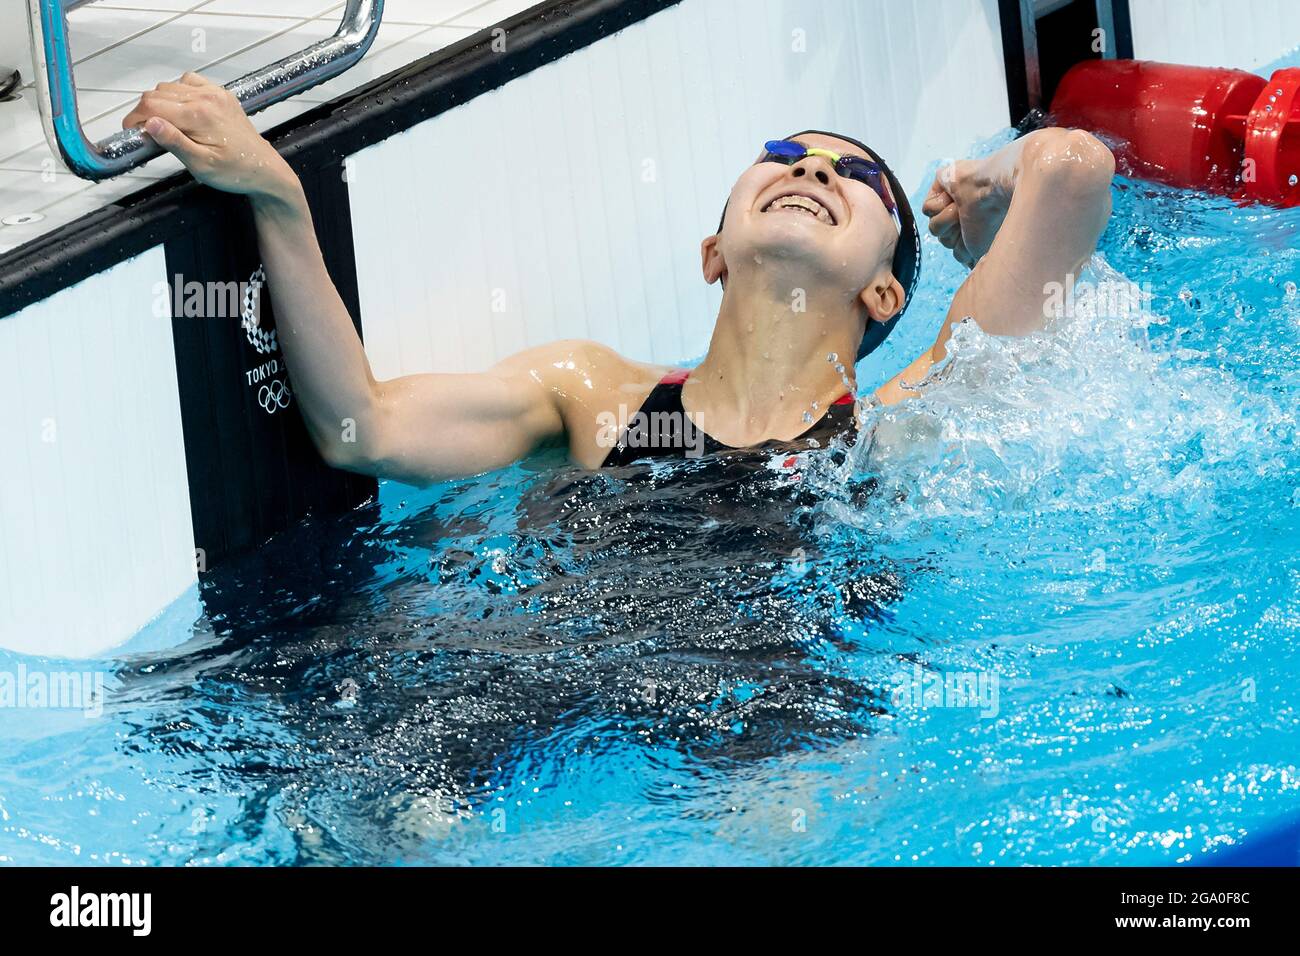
[258,379,291,414]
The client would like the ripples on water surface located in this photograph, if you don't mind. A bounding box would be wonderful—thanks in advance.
[2,139,1299,866]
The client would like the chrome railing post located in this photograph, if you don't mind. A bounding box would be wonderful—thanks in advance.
[27,0,384,181]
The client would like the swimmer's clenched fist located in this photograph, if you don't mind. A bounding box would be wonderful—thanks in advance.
[123,73,298,204]
[921,130,1114,271]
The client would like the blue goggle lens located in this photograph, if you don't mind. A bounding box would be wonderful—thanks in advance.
[760,139,898,220]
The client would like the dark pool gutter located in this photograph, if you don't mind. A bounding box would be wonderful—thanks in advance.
[997,0,1136,129]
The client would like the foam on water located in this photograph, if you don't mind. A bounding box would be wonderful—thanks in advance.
[831,250,1296,531]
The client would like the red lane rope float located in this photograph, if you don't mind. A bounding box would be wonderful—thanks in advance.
[1243,67,1300,207]
[1050,59,1300,208]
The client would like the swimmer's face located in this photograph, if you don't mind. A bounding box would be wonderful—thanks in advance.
[702,133,903,319]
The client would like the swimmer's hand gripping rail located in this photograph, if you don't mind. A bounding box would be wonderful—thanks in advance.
[27,0,385,181]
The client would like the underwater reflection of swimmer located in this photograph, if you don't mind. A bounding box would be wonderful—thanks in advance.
[113,454,906,861]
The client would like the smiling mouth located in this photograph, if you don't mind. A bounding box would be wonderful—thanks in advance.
[762,193,836,225]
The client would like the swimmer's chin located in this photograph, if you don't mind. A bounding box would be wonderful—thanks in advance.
[729,236,853,280]
[735,219,853,267]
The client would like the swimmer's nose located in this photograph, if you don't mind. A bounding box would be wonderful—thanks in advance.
[791,157,833,186]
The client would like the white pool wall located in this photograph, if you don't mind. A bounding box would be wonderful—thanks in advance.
[0,248,197,658]
[347,0,1013,377]
[1128,0,1300,71]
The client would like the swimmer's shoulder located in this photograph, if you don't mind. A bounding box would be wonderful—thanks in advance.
[494,339,671,465]
[491,335,665,416]
[499,339,668,400]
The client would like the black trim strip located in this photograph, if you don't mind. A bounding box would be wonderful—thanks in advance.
[165,168,376,569]
[0,0,682,319]
[997,0,1035,127]
[1107,0,1134,60]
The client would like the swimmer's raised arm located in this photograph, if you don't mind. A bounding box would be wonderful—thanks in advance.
[877,127,1114,404]
[121,74,593,482]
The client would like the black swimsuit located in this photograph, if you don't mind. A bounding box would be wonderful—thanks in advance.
[601,368,859,468]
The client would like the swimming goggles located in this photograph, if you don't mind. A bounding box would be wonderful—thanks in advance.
[760,139,901,231]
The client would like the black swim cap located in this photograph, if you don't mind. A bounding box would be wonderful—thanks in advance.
[716,129,922,362]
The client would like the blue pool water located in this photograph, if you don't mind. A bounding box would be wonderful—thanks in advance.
[3,134,1300,867]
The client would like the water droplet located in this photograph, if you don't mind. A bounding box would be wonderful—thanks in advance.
[801,411,814,424]
[1289,174,1298,187]
[834,363,845,374]
[826,352,838,363]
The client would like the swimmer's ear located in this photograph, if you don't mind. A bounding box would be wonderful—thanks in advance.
[859,273,905,322]
[701,234,727,285]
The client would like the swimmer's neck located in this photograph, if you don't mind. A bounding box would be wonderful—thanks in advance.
[688,275,862,437]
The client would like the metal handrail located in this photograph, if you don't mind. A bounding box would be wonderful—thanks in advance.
[27,0,385,181]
